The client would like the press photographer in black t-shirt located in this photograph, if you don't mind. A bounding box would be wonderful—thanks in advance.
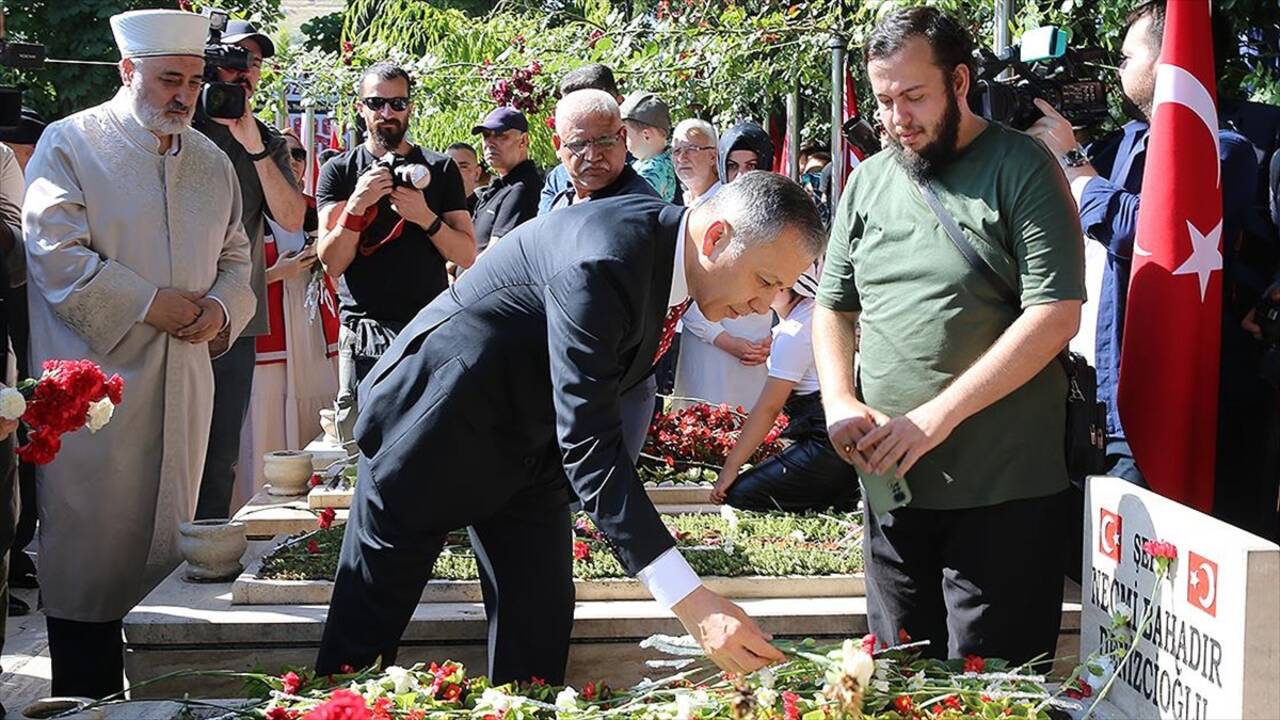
[317,62,476,443]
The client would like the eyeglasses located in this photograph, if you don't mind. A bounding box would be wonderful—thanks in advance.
[671,144,715,157]
[563,129,625,158]
[361,96,410,112]
[289,148,308,161]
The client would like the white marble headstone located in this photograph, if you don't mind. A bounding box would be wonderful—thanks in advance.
[1082,476,1279,720]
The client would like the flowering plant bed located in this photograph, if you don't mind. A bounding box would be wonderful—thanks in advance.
[638,401,788,486]
[254,510,860,586]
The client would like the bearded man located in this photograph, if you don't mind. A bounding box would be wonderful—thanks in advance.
[812,6,1085,665]
[22,9,254,698]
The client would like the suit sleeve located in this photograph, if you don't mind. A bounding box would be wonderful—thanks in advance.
[544,256,678,576]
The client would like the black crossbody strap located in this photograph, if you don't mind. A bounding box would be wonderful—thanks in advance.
[917,180,1075,377]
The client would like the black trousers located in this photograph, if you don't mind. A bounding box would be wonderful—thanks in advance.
[317,451,575,684]
[46,616,125,698]
[725,392,860,513]
[195,336,257,520]
[863,490,1070,666]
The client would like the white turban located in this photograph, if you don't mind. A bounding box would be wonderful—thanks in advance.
[110,10,209,60]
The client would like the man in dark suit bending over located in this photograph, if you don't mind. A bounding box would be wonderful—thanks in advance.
[316,171,825,680]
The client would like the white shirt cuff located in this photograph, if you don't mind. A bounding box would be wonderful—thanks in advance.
[138,288,159,323]
[208,295,231,330]
[1070,175,1095,209]
[636,546,702,610]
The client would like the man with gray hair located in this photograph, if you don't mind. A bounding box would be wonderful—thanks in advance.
[319,171,824,684]
[544,88,657,212]
[22,9,254,696]
[672,118,720,206]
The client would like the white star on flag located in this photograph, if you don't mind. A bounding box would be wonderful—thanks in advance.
[1171,218,1222,302]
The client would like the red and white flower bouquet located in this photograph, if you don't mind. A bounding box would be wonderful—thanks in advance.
[0,359,124,464]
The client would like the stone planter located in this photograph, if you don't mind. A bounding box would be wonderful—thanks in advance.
[23,697,102,719]
[179,519,247,582]
[263,450,314,496]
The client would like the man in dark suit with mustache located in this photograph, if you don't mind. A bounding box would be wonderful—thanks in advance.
[316,171,826,681]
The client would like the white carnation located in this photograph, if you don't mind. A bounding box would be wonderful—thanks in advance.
[0,387,25,421]
[674,690,695,720]
[86,397,115,433]
[555,686,579,711]
[479,688,513,712]
[839,639,875,688]
[755,686,778,708]
[384,665,417,695]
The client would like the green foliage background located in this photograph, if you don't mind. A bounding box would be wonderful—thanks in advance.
[3,0,1277,163]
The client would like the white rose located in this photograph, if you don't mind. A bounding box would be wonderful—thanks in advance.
[384,665,417,695]
[0,387,26,421]
[556,686,579,711]
[839,643,875,689]
[86,397,115,433]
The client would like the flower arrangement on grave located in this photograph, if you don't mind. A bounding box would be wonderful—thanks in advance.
[0,359,124,464]
[639,401,788,486]
[257,509,861,583]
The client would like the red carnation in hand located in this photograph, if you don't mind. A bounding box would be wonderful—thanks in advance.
[281,670,302,695]
[964,654,986,673]
[105,375,125,405]
[16,427,61,465]
[573,540,591,561]
[302,689,371,720]
[317,508,336,530]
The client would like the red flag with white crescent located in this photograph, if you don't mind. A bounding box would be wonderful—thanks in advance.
[1117,0,1222,512]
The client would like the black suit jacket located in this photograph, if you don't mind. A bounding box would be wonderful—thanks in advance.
[356,194,686,575]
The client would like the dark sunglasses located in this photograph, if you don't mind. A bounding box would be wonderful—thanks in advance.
[361,96,410,112]
[289,148,308,161]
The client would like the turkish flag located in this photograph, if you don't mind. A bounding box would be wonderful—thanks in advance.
[1118,0,1222,512]
[842,64,862,184]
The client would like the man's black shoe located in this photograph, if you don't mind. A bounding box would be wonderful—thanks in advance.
[8,593,30,616]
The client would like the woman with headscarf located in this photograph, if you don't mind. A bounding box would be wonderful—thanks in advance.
[709,262,861,513]
[671,122,777,410]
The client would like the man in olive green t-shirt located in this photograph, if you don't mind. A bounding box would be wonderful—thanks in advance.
[814,7,1085,665]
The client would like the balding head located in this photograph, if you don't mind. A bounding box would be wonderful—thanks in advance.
[553,90,627,199]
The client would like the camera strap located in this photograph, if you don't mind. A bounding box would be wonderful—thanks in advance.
[351,204,408,257]
[915,179,1074,376]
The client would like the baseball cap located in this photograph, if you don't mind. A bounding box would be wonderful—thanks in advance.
[222,20,276,59]
[471,107,529,135]
[620,92,671,131]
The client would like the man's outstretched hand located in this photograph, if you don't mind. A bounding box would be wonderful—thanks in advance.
[672,585,786,674]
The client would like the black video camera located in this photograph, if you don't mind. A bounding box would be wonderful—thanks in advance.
[371,153,431,190]
[201,9,251,120]
[0,30,47,130]
[968,26,1109,131]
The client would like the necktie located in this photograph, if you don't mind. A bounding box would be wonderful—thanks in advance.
[653,298,693,366]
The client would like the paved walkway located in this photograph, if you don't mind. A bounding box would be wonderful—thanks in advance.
[1,583,49,718]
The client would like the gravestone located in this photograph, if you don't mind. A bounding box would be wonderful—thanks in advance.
[1082,476,1280,720]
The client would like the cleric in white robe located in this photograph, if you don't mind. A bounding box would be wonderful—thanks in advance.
[21,9,255,698]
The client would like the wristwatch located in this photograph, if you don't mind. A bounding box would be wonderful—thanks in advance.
[423,214,444,237]
[1061,146,1091,168]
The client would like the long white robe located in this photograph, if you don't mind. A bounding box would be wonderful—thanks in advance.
[22,89,255,622]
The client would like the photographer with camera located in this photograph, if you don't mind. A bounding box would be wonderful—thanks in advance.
[316,63,475,443]
[1027,1,1276,540]
[191,16,307,520]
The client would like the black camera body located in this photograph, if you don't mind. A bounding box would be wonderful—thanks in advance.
[1255,294,1280,388]
[0,35,46,130]
[968,28,1109,131]
[200,9,250,120]
[372,153,431,190]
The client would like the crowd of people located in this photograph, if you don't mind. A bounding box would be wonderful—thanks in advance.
[0,0,1276,707]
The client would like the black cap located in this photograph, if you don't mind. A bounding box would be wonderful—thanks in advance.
[222,20,275,59]
[471,107,529,135]
[0,108,47,144]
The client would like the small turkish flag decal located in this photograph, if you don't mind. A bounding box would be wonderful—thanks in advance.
[1099,509,1122,563]
[1187,551,1218,617]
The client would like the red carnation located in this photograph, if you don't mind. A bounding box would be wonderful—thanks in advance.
[309,474,324,487]
[306,539,320,555]
[573,540,591,561]
[530,676,546,687]
[964,654,986,673]
[105,375,125,405]
[281,670,302,695]
[893,695,914,714]
[371,697,393,720]
[441,683,462,702]
[302,689,371,720]
[16,427,61,465]
[582,681,598,701]
[266,708,299,720]
[897,628,912,644]
[317,508,336,530]
[782,691,800,720]
[861,633,877,655]
[1142,539,1178,560]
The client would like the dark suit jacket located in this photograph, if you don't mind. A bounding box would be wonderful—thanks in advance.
[356,194,686,575]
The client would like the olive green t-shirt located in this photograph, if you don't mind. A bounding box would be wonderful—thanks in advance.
[817,123,1085,510]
